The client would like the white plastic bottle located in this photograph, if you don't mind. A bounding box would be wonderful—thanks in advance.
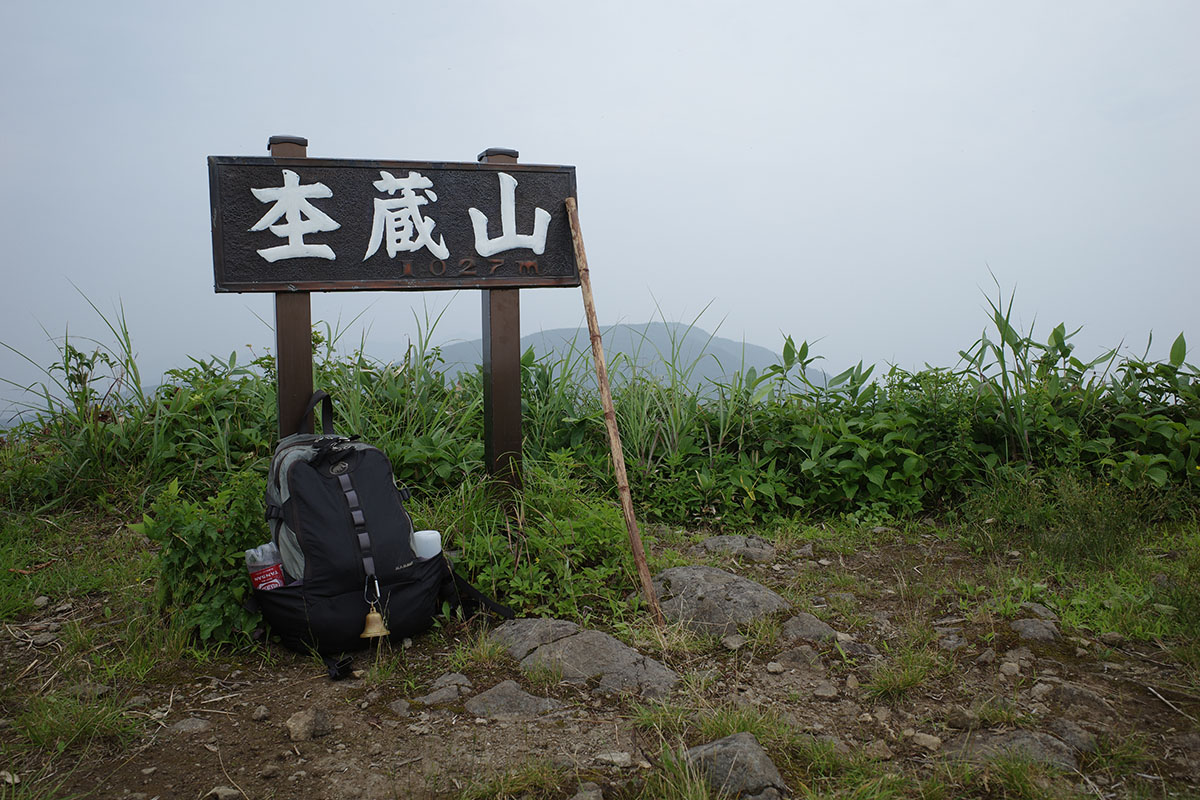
[411,529,442,560]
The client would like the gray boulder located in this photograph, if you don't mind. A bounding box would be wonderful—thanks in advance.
[685,732,787,799]
[490,618,678,699]
[1010,618,1060,642]
[946,729,1077,771]
[464,680,562,719]
[653,566,791,635]
[779,612,836,644]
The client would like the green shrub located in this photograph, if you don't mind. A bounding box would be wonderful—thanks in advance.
[135,469,267,644]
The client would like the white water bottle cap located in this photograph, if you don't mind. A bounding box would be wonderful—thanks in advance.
[412,530,442,560]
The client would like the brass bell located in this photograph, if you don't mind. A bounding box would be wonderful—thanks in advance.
[360,603,390,639]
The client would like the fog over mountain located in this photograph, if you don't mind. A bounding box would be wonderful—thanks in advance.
[430,321,827,390]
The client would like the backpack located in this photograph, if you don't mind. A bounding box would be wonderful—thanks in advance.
[255,391,509,663]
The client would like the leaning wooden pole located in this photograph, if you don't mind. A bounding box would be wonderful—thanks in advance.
[565,197,664,627]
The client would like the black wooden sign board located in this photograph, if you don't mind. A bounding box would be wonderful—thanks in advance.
[209,157,579,293]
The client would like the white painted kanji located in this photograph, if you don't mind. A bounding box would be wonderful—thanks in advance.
[468,172,550,256]
[249,170,340,262]
[363,170,449,261]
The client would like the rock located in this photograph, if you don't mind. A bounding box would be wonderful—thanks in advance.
[836,639,880,659]
[794,543,814,558]
[845,674,859,691]
[518,627,678,698]
[775,645,823,669]
[1030,682,1054,700]
[431,672,472,691]
[685,732,787,798]
[489,618,580,660]
[570,782,605,800]
[285,707,332,741]
[170,717,212,734]
[594,751,632,768]
[975,648,996,665]
[1050,682,1113,715]
[652,566,791,635]
[260,764,281,779]
[205,788,241,800]
[1047,719,1097,753]
[863,739,894,760]
[699,534,777,562]
[251,705,270,721]
[1010,618,1060,642]
[65,682,110,701]
[812,681,838,699]
[945,707,980,730]
[413,686,461,705]
[938,633,966,651]
[1099,631,1124,647]
[32,596,49,609]
[766,662,785,674]
[1021,601,1059,621]
[31,632,57,646]
[388,699,411,717]
[779,612,836,644]
[999,661,1020,677]
[912,732,942,752]
[721,633,749,651]
[946,730,1077,771]
[463,680,562,719]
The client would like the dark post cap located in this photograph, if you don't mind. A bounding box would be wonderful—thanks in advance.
[268,135,309,150]
[477,147,519,162]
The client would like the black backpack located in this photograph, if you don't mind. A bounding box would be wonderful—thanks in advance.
[255,391,509,664]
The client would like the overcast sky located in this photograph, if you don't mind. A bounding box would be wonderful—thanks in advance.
[1,1,1196,405]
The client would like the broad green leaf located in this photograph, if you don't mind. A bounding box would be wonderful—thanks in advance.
[1169,332,1186,368]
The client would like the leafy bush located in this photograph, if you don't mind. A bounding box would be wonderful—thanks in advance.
[135,469,267,644]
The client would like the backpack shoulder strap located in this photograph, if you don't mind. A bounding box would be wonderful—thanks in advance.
[301,391,335,435]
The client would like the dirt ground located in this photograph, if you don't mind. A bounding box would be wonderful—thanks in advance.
[3,529,1198,799]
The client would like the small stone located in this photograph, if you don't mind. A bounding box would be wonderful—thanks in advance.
[1075,647,1089,657]
[912,732,942,752]
[570,782,605,800]
[170,717,213,734]
[388,699,411,717]
[873,707,891,724]
[205,788,240,800]
[975,648,996,665]
[1048,719,1097,753]
[31,632,57,646]
[251,705,270,721]
[595,751,632,768]
[1030,683,1054,700]
[288,771,307,782]
[863,739,894,760]
[1011,618,1060,643]
[813,681,838,698]
[817,558,834,566]
[845,674,859,691]
[795,543,814,558]
[369,742,383,756]
[1099,632,1124,647]
[1021,601,1059,621]
[140,767,157,775]
[776,646,824,670]
[766,662,785,674]
[946,707,980,730]
[413,686,460,705]
[32,596,49,609]
[999,661,1020,677]
[260,764,280,779]
[939,633,966,651]
[721,634,748,651]
[285,707,332,741]
[431,672,472,691]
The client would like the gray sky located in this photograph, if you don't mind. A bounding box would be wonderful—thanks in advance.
[2,1,1196,403]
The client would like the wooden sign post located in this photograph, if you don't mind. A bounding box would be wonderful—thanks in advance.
[210,136,661,622]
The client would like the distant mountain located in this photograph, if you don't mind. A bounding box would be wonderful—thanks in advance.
[434,322,824,390]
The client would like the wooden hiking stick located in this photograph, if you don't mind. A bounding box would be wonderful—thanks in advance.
[565,197,665,627]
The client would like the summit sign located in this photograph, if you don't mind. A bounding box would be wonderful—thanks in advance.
[209,156,579,293]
